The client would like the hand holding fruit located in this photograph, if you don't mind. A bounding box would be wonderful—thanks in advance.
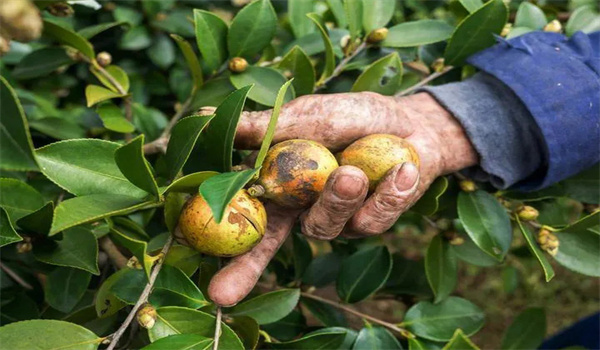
[207,91,479,306]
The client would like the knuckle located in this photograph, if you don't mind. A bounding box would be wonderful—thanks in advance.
[301,219,337,240]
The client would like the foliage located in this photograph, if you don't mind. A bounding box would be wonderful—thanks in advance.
[0,0,598,349]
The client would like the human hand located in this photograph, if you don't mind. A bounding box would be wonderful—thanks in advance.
[208,92,478,306]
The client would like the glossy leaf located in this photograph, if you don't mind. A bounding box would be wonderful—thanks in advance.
[307,14,336,82]
[164,192,188,234]
[0,178,44,225]
[96,102,135,133]
[148,307,244,350]
[326,0,347,28]
[198,168,260,223]
[444,0,508,66]
[514,2,547,30]
[262,310,307,341]
[228,0,277,58]
[562,165,600,204]
[254,79,294,168]
[362,0,395,33]
[554,229,600,277]
[171,34,203,94]
[78,21,128,39]
[95,268,129,317]
[147,34,176,69]
[227,316,260,350]
[29,117,86,140]
[163,171,219,194]
[164,245,202,276]
[351,52,403,95]
[230,67,294,107]
[384,254,432,297]
[91,65,130,93]
[565,5,600,36]
[344,0,363,41]
[560,211,599,234]
[515,218,555,282]
[0,76,38,171]
[506,27,534,39]
[459,0,483,13]
[289,0,316,38]
[412,177,449,216]
[301,297,347,327]
[383,20,453,48]
[353,326,402,350]
[33,226,99,274]
[500,308,546,350]
[268,329,346,349]
[228,289,300,324]
[0,208,22,247]
[45,267,91,313]
[85,85,124,107]
[0,320,101,350]
[443,329,479,350]
[193,9,228,73]
[12,48,73,80]
[293,231,313,281]
[425,235,457,303]
[457,191,512,261]
[115,135,160,197]
[451,231,500,267]
[142,334,213,350]
[43,20,95,58]
[110,224,153,277]
[277,46,315,96]
[120,26,152,50]
[336,246,392,303]
[303,252,344,287]
[401,297,485,341]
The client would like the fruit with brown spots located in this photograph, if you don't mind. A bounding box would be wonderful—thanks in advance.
[178,190,267,257]
[339,134,420,191]
[250,139,339,208]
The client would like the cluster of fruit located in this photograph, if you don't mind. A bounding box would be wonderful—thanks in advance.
[178,134,420,257]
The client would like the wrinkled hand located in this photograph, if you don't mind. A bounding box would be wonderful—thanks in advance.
[208,92,478,306]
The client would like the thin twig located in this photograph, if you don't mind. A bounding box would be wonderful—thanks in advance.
[403,61,430,76]
[213,307,223,350]
[315,41,368,92]
[106,234,174,350]
[99,236,128,269]
[0,261,33,290]
[143,95,194,155]
[396,66,454,96]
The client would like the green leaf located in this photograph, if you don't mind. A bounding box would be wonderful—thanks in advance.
[115,135,160,197]
[451,231,500,267]
[193,9,228,73]
[0,208,22,247]
[166,115,215,180]
[142,334,213,350]
[336,246,392,303]
[195,86,252,172]
[307,13,336,82]
[43,20,95,58]
[163,171,219,194]
[29,117,86,140]
[120,26,152,50]
[459,0,483,13]
[228,289,300,325]
[566,5,600,36]
[198,168,260,223]
[227,316,260,350]
[293,231,312,281]
[515,218,555,282]
[12,48,73,80]
[110,225,153,278]
[514,2,547,30]
[78,21,128,39]
[289,0,316,38]
[268,329,346,349]
[96,102,135,133]
[554,228,600,277]
[353,326,402,350]
[147,34,176,69]
[0,178,44,225]
[412,177,449,216]
[51,194,149,235]
[230,67,294,107]
[33,226,99,275]
[0,293,39,325]
[444,0,508,66]
[277,46,315,96]
[45,267,91,313]
[327,0,347,28]
[506,26,534,39]
[36,139,147,198]
[164,245,202,276]
[443,329,479,350]
[262,311,307,341]
[303,252,344,287]
[560,211,599,234]
[500,308,545,350]
[425,235,457,303]
[562,164,599,204]
[228,0,277,58]
[0,320,101,349]
[344,0,363,41]
[148,306,244,350]
[362,0,395,33]
[301,297,347,327]
[164,192,188,234]
[254,79,294,168]
[384,254,432,297]
[402,297,485,341]
[85,85,124,107]
[383,20,454,48]
[457,190,512,261]
[351,52,403,95]
[0,76,38,171]
[171,34,203,94]
[91,65,130,93]
[95,268,129,317]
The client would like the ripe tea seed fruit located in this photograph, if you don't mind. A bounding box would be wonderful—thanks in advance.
[251,139,339,208]
[178,190,267,257]
[339,134,420,191]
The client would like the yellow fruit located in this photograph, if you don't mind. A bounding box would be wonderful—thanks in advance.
[178,190,267,257]
[252,139,339,208]
[339,134,419,191]
[229,57,248,73]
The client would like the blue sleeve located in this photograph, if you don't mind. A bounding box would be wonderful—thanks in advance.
[466,31,600,190]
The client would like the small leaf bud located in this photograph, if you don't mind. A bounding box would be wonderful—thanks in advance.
[459,179,477,192]
[137,303,157,329]
[96,52,112,67]
[544,20,562,33]
[517,206,539,221]
[228,57,248,73]
[367,28,389,44]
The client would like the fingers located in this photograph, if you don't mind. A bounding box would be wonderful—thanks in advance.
[346,163,420,238]
[301,166,369,240]
[208,204,299,306]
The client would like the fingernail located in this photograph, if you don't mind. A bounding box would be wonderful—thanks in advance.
[333,175,365,199]
[395,163,419,191]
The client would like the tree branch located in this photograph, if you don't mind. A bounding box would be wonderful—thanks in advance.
[213,306,223,350]
[396,66,454,97]
[99,237,128,269]
[0,261,33,290]
[106,234,174,350]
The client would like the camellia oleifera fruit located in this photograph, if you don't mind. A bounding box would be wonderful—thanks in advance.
[339,134,420,191]
[178,190,267,257]
[250,139,339,208]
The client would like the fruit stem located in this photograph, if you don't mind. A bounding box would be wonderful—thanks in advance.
[247,184,265,198]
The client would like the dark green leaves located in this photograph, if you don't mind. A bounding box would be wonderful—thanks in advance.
[444,0,508,66]
[457,191,512,261]
[0,320,101,350]
[0,76,38,171]
[230,67,294,107]
[336,246,392,303]
[163,171,219,194]
[34,227,99,274]
[198,168,260,223]
[95,268,129,317]
[228,289,300,324]
[0,208,22,247]
[501,308,546,350]
[362,0,395,33]
[228,0,277,59]
[171,34,203,94]
[425,235,457,303]
[115,135,160,198]
[307,13,336,82]
[45,267,91,313]
[383,20,453,48]
[268,329,346,349]
[277,46,315,96]
[353,326,402,349]
[562,165,600,204]
[344,0,363,41]
[351,52,403,95]
[0,178,44,224]
[289,0,316,38]
[165,114,214,180]
[443,329,479,350]
[43,20,95,58]
[554,228,600,277]
[194,10,228,73]
[12,48,73,80]
[515,218,555,282]
[412,177,449,216]
[143,334,213,350]
[401,297,485,341]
